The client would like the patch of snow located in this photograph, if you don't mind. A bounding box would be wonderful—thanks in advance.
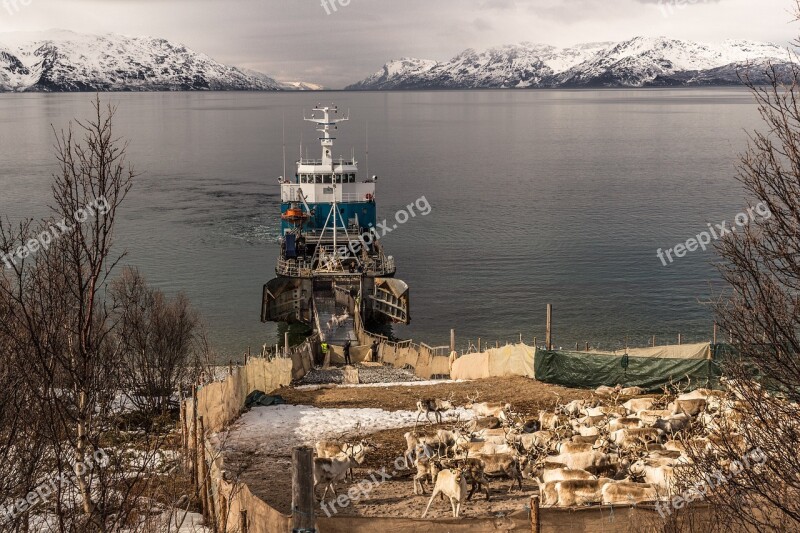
[161,511,210,533]
[294,379,466,390]
[337,379,468,389]
[222,405,474,456]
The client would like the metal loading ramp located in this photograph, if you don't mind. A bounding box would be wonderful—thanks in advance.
[313,291,357,345]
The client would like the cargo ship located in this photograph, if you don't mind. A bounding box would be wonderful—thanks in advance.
[261,105,410,344]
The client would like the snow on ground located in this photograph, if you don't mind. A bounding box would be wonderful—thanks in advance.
[161,511,210,533]
[220,404,474,456]
[295,379,468,391]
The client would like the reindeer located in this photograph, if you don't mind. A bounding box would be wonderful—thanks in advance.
[619,386,645,397]
[416,393,455,424]
[421,466,468,518]
[412,449,441,495]
[313,442,373,501]
[460,457,491,501]
[465,415,503,433]
[436,418,472,457]
[465,391,511,422]
[601,480,658,505]
[481,453,524,492]
[539,478,614,507]
[403,431,441,468]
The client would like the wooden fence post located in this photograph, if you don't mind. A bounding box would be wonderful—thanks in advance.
[652,335,656,347]
[585,341,589,352]
[713,322,718,345]
[546,304,553,350]
[450,329,456,353]
[198,416,209,519]
[285,332,290,358]
[180,401,188,470]
[240,510,248,533]
[533,337,537,349]
[191,382,198,488]
[292,446,316,533]
[478,338,482,353]
[530,495,540,533]
[218,495,228,533]
[678,333,682,346]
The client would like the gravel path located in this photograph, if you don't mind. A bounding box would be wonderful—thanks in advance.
[296,364,423,386]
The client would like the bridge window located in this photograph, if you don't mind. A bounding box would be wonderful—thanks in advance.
[314,174,322,183]
[349,173,356,183]
[323,174,333,184]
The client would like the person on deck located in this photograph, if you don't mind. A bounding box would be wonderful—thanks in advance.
[343,340,352,365]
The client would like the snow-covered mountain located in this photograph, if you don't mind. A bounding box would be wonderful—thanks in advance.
[277,80,327,91]
[347,58,439,90]
[0,30,286,92]
[347,37,794,90]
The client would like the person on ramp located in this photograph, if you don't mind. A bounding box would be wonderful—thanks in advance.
[343,339,352,365]
[370,339,380,362]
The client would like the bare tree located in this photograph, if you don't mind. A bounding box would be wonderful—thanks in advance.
[111,267,200,416]
[0,97,179,532]
[678,4,800,530]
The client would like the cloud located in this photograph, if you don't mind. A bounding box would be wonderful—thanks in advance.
[635,0,722,3]
[0,0,794,88]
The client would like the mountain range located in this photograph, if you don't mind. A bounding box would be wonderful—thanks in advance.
[0,30,294,92]
[346,37,794,90]
[0,31,793,92]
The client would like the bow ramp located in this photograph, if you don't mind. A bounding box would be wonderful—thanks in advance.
[313,289,357,344]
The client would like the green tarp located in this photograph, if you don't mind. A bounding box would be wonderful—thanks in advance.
[245,390,286,409]
[533,345,731,392]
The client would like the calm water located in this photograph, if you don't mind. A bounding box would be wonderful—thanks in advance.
[0,89,760,357]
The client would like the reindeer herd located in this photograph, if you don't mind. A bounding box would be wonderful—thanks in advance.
[312,379,754,519]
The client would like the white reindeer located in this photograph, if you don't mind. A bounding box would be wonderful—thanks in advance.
[421,468,468,518]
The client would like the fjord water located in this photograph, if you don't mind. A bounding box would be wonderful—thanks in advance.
[0,90,758,356]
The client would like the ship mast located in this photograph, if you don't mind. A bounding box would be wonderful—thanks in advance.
[304,105,349,166]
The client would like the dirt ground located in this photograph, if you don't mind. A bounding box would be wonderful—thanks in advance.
[275,376,592,417]
[222,376,592,518]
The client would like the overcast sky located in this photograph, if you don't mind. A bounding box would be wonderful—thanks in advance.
[0,0,796,87]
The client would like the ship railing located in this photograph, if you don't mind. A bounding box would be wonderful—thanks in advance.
[280,190,368,203]
[340,193,366,203]
[276,258,314,277]
[298,158,357,166]
[277,243,397,277]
